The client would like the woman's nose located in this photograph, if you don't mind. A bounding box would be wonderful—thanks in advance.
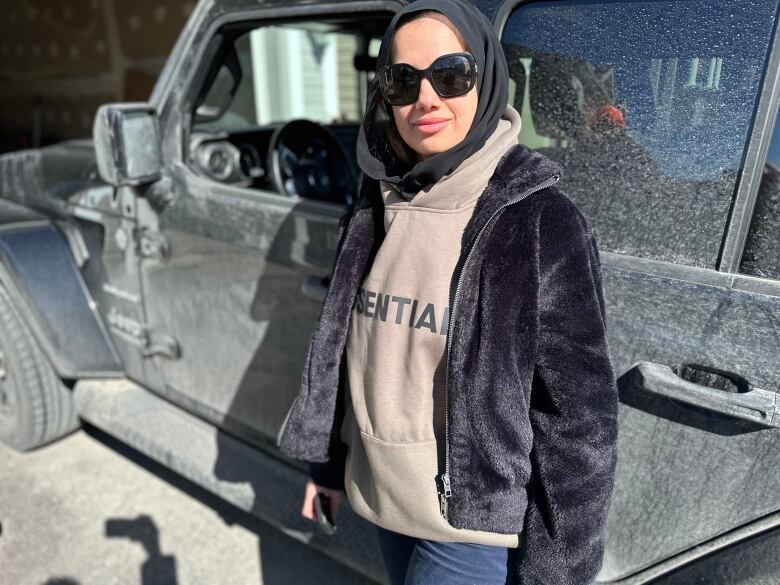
[416,77,441,108]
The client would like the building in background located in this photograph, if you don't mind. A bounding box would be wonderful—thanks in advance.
[0,0,202,152]
[0,0,374,153]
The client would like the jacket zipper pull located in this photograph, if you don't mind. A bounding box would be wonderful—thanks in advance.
[437,472,452,519]
[441,472,452,497]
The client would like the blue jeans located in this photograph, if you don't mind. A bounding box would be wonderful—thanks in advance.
[374,524,514,585]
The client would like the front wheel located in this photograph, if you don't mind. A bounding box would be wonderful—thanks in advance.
[0,283,80,451]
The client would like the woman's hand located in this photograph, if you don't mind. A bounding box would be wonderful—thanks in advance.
[301,479,344,523]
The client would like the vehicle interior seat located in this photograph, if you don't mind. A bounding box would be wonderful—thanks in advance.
[527,53,588,164]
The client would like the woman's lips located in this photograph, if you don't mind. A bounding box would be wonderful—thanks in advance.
[414,119,450,135]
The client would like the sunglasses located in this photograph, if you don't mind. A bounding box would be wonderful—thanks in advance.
[377,52,478,106]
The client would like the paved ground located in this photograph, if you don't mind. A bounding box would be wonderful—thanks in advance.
[0,424,376,585]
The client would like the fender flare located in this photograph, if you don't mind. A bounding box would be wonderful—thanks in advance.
[0,219,124,379]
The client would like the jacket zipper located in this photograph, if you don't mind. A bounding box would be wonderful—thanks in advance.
[437,173,560,520]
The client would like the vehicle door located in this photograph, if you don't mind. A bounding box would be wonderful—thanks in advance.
[141,2,397,451]
[495,0,780,581]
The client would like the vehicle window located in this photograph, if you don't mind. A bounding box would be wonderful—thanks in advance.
[739,107,780,279]
[193,24,378,133]
[501,0,780,268]
[186,18,385,203]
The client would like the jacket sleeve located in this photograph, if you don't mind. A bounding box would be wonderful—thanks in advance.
[301,198,360,491]
[513,193,620,585]
[308,441,347,490]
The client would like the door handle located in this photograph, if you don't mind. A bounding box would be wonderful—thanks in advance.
[627,361,779,428]
[301,275,330,302]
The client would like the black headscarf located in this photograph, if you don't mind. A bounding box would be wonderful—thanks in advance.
[356,0,509,199]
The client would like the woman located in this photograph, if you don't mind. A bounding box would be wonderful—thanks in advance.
[277,1,620,584]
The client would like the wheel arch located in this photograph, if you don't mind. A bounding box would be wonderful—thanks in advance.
[0,219,124,379]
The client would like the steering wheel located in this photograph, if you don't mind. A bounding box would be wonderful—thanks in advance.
[267,119,357,205]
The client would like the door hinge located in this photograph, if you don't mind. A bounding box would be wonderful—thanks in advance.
[137,228,170,260]
[142,328,181,359]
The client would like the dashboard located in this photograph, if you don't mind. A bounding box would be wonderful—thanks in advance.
[188,123,361,198]
[189,127,275,190]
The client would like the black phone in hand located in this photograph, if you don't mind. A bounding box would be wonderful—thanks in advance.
[314,491,338,535]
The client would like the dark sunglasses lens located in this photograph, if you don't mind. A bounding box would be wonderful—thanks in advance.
[381,64,419,105]
[431,55,474,97]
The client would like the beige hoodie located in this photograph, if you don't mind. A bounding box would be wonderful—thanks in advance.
[339,104,523,547]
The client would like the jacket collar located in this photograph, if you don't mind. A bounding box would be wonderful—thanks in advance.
[354,143,564,253]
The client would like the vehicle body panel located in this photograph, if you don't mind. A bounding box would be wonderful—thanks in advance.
[496,0,780,581]
[137,0,402,451]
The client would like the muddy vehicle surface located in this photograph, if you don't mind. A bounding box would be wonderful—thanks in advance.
[1,0,780,582]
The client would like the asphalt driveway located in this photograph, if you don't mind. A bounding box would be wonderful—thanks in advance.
[0,424,375,585]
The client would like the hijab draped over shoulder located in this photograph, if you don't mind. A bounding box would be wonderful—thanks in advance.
[356,0,510,199]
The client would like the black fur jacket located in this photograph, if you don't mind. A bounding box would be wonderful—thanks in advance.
[277,143,620,585]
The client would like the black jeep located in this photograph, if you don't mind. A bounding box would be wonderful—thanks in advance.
[1,0,779,582]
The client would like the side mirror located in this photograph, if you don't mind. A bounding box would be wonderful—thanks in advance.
[93,103,162,187]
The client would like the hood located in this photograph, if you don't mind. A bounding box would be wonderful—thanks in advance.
[0,140,104,209]
[380,103,523,211]
[354,142,564,254]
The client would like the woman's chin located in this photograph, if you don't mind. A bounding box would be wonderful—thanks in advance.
[411,138,455,160]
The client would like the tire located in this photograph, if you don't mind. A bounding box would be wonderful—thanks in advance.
[0,283,80,451]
